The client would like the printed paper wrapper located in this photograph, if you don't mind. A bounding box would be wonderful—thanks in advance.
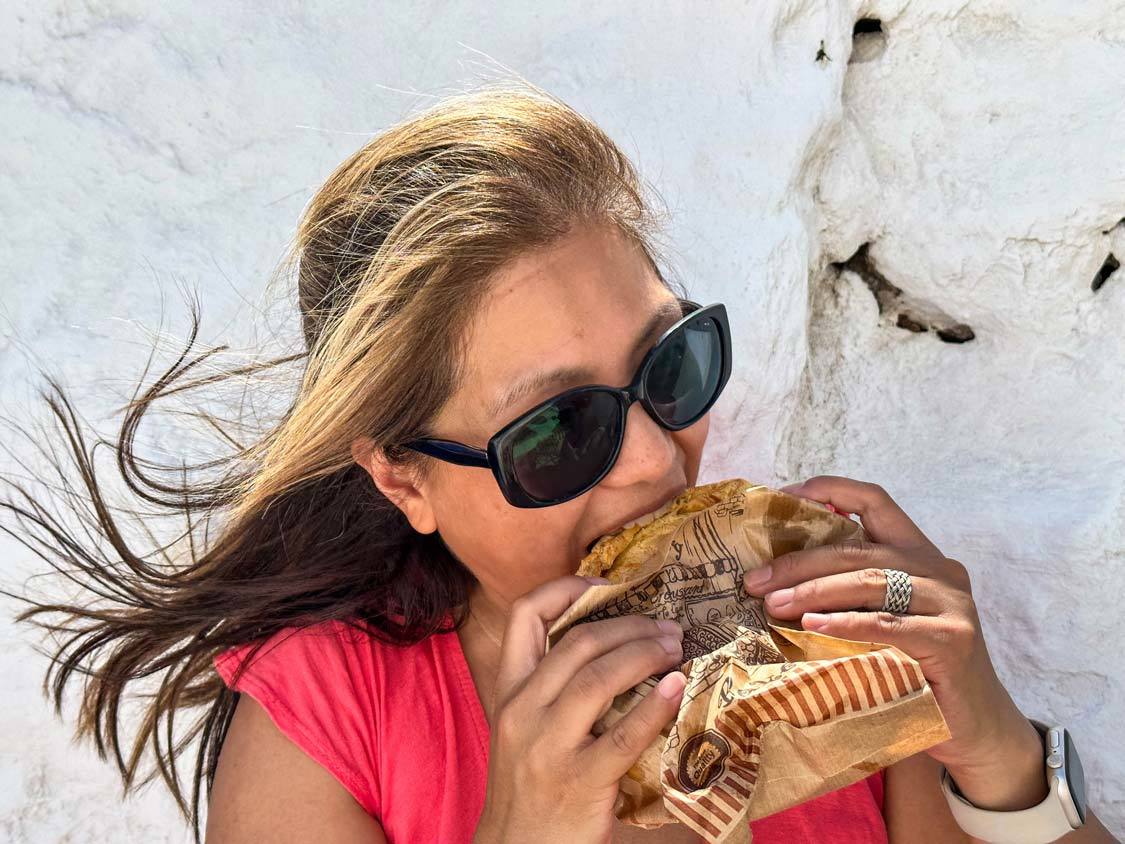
[547,479,951,844]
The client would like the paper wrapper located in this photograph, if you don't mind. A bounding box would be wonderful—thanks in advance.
[547,479,951,844]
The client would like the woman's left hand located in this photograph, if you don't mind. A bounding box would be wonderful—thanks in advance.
[743,475,1048,810]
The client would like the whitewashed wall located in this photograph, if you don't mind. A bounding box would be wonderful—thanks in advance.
[2,1,1123,839]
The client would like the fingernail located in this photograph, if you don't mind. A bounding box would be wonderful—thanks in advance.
[657,635,683,655]
[656,671,687,699]
[656,619,683,637]
[583,576,610,585]
[744,565,772,588]
[803,612,830,630]
[765,587,793,608]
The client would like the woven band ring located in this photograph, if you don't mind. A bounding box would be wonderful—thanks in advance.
[881,568,912,614]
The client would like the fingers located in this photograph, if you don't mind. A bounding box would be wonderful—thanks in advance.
[580,671,687,785]
[530,614,684,704]
[744,540,938,596]
[761,568,942,620]
[783,476,935,549]
[546,632,684,740]
[494,576,602,705]
[800,610,978,664]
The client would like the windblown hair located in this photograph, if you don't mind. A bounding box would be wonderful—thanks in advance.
[1,80,681,839]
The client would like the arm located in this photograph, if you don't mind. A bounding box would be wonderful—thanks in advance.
[934,722,1118,844]
[886,748,1118,844]
[884,753,972,843]
[205,695,386,844]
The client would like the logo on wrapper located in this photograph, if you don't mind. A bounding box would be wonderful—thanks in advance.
[676,729,731,791]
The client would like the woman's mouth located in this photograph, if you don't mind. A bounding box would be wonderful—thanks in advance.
[581,485,688,556]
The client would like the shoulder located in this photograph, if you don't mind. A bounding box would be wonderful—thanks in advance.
[214,619,450,717]
[215,615,452,665]
[213,619,407,818]
[212,619,471,828]
[216,622,376,730]
[207,693,386,844]
[215,619,386,688]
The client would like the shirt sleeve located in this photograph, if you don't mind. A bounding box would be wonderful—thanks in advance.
[213,622,381,818]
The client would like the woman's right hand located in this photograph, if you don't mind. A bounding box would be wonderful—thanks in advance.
[472,575,687,844]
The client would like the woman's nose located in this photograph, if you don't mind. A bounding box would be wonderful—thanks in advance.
[599,400,678,489]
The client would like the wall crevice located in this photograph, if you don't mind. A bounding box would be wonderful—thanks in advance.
[850,18,886,64]
[1092,252,1120,292]
[830,243,976,343]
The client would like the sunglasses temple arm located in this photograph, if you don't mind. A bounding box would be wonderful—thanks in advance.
[403,438,491,468]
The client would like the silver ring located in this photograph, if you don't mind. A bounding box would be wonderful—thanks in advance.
[881,569,912,614]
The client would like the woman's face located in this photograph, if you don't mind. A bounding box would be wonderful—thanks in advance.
[365,222,710,606]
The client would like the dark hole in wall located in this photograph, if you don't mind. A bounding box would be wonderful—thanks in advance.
[936,324,975,343]
[896,313,928,333]
[831,242,902,314]
[1092,253,1120,292]
[850,18,887,63]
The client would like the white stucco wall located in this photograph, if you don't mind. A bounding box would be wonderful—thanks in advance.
[2,1,1122,840]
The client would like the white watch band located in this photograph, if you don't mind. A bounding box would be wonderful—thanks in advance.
[941,767,1074,843]
[938,721,1080,844]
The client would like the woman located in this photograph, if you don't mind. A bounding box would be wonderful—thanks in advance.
[4,84,1115,843]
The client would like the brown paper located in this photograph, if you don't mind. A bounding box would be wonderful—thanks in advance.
[548,479,951,843]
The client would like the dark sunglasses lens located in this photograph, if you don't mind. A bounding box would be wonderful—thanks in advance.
[645,315,723,426]
[509,390,622,503]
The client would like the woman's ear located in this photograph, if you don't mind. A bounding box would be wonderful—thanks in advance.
[350,437,438,535]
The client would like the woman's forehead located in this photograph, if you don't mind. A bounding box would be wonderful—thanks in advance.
[451,225,676,428]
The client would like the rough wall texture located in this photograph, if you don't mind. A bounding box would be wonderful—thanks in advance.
[2,1,1122,839]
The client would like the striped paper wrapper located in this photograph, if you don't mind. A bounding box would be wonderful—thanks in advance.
[548,479,951,844]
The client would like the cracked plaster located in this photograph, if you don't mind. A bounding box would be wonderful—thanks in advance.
[1,0,1123,838]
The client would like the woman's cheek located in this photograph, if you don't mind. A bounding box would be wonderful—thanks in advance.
[680,413,710,485]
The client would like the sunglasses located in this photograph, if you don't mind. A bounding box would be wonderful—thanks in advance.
[403,299,731,508]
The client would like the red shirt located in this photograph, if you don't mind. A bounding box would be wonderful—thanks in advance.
[215,620,888,843]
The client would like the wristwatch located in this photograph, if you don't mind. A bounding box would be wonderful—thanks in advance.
[940,719,1087,843]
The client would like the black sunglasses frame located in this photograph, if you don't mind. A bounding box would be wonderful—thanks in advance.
[403,299,731,508]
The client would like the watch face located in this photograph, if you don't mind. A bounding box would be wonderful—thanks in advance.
[1064,732,1087,823]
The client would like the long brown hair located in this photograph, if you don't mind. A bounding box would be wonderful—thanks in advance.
[1,80,684,839]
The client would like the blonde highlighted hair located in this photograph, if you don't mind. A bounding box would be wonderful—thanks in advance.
[1,79,684,839]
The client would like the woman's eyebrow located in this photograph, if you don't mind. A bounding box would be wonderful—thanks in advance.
[487,298,684,419]
[628,297,685,358]
[487,364,596,420]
